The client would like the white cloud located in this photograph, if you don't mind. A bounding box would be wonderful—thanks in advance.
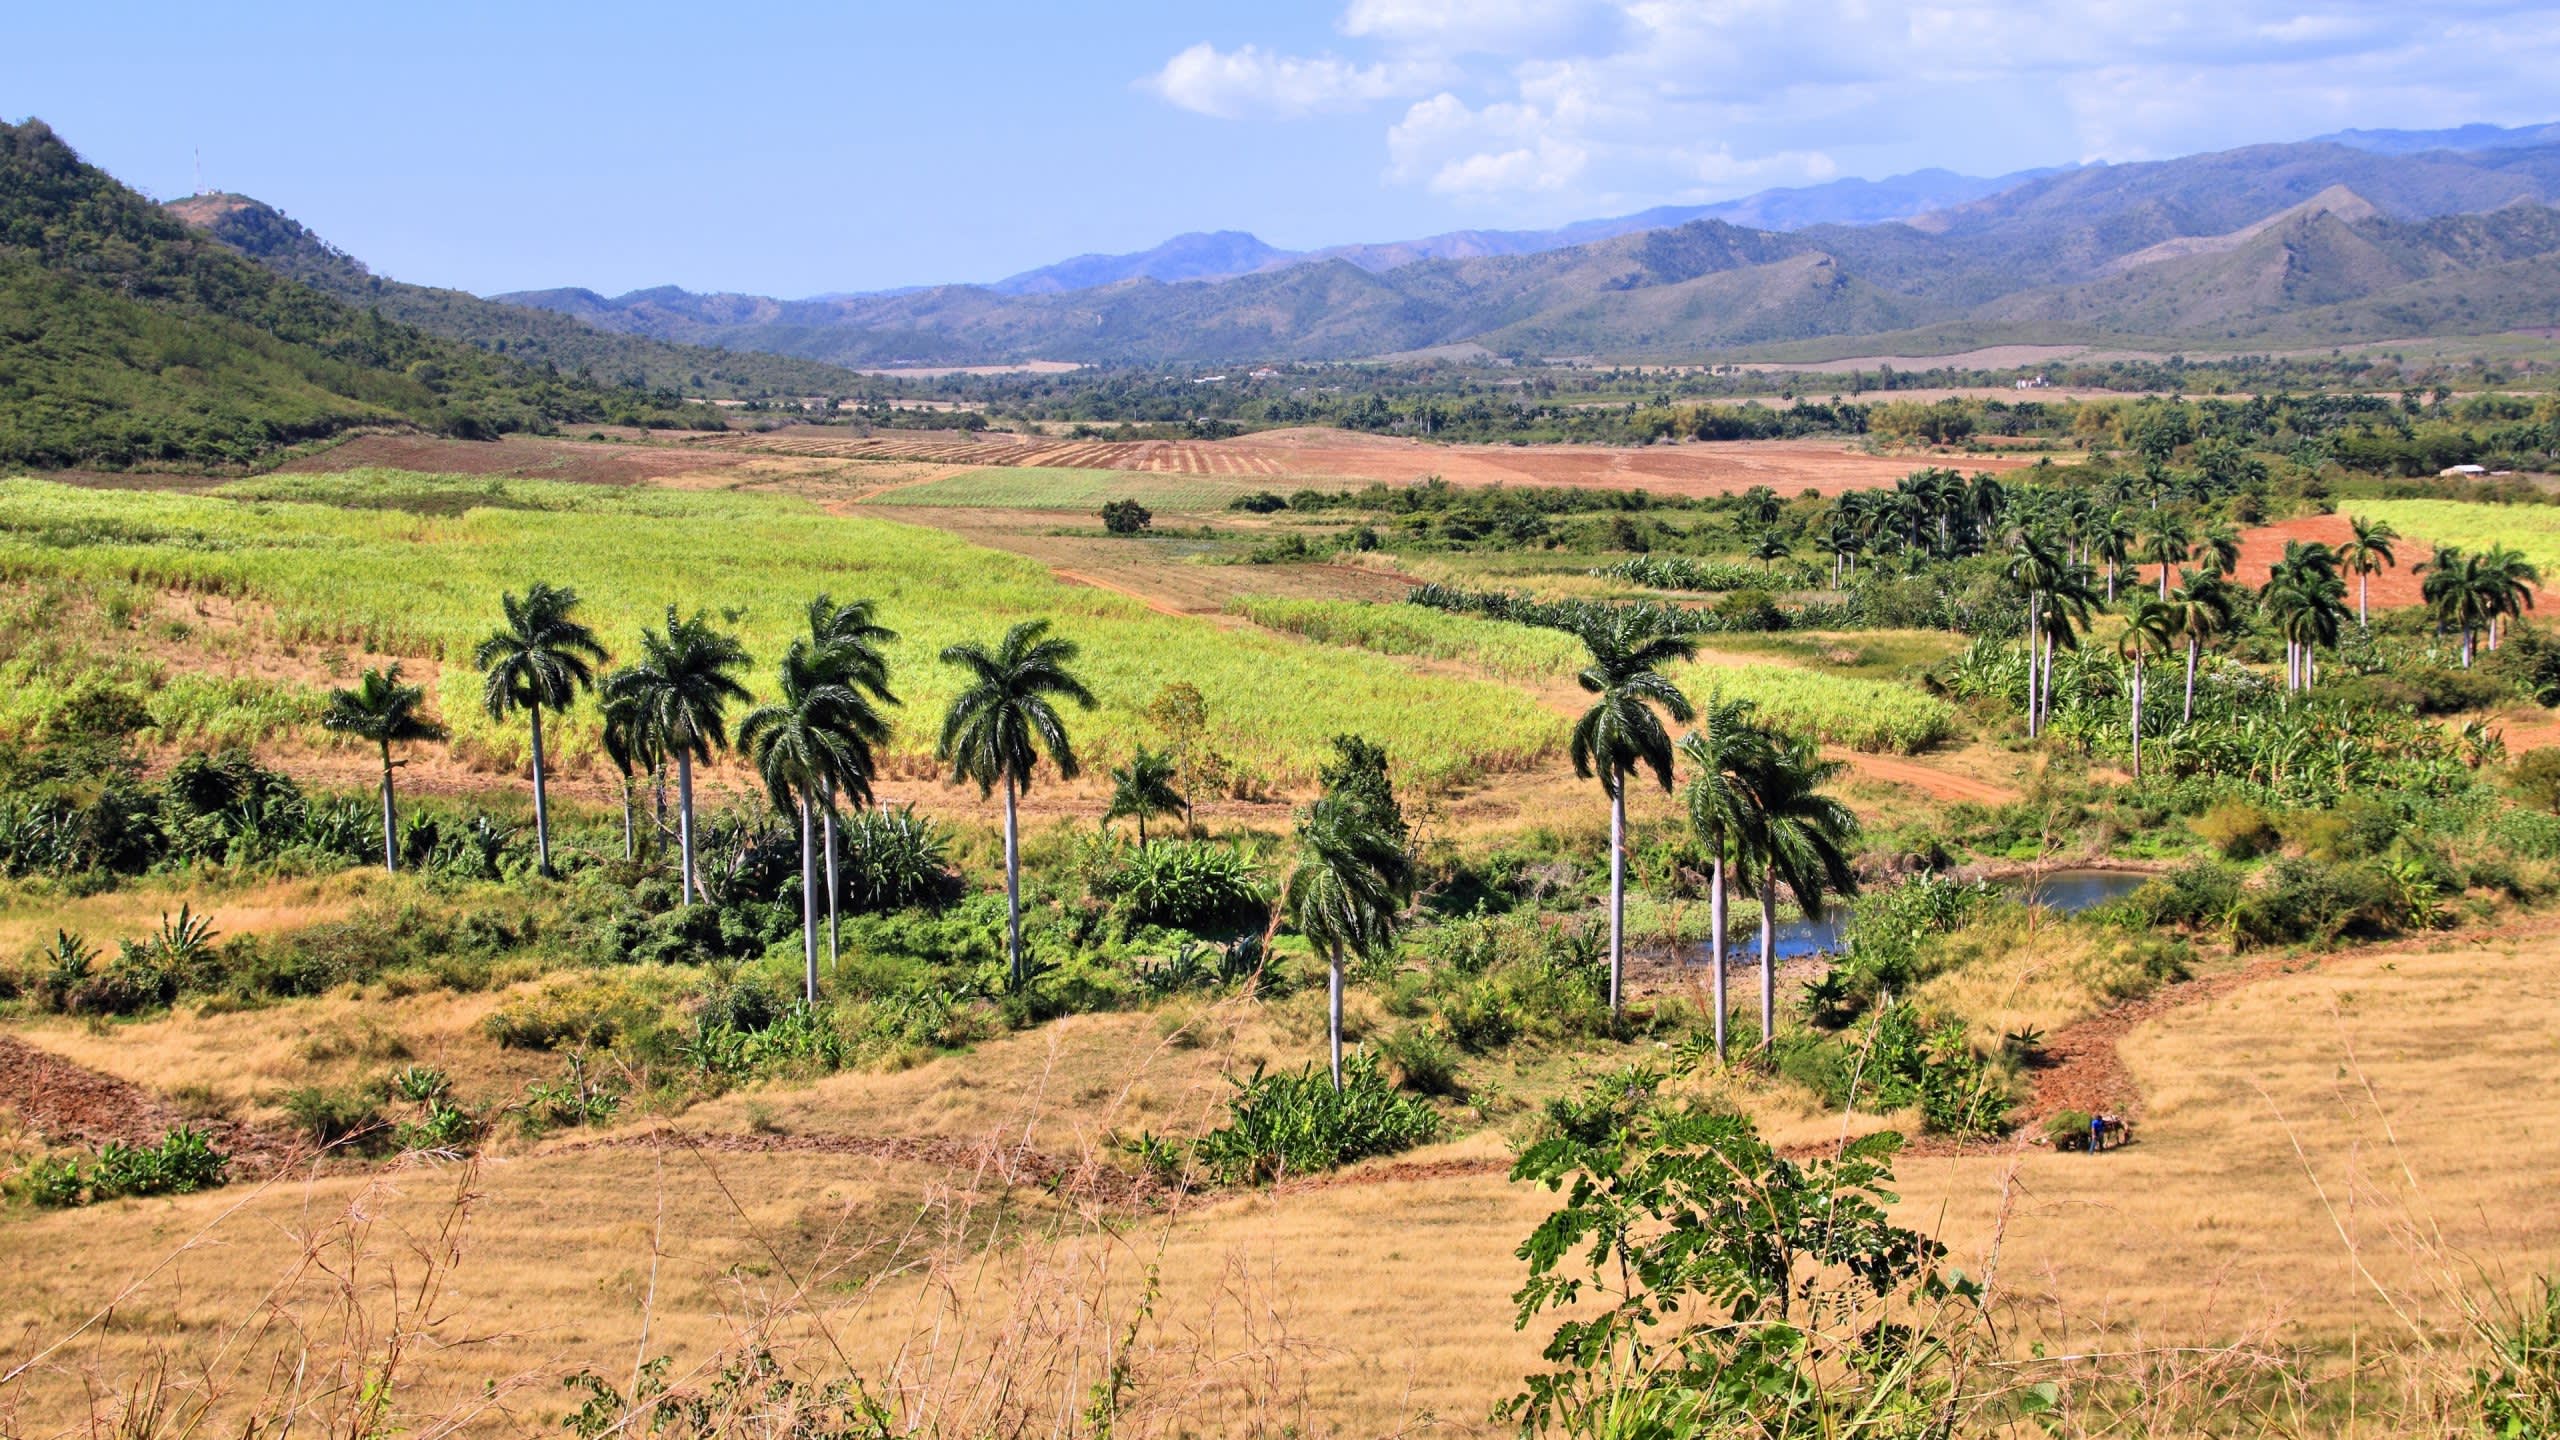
[1144,42,1443,119]
[1146,1,2560,212]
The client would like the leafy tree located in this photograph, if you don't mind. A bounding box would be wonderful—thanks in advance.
[1569,613,1697,1018]
[604,608,751,902]
[473,582,604,877]
[937,620,1095,988]
[1504,1071,1966,1438]
[1747,530,1793,572]
[1678,696,1777,1061]
[1103,747,1184,845]
[1316,733,1406,849]
[741,638,883,1001]
[1282,789,1414,1088]
[320,664,441,876]
[1145,681,1217,835]
[1100,498,1153,535]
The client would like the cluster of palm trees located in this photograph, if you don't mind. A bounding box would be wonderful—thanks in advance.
[2417,541,2541,667]
[1568,617,1860,1055]
[327,586,1103,1004]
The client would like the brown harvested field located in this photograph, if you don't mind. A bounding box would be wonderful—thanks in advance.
[1735,344,2170,373]
[719,427,2030,496]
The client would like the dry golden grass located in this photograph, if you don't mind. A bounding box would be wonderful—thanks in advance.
[6,926,2558,1434]
[0,872,364,961]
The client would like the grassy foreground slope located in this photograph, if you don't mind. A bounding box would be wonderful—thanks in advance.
[0,472,1556,787]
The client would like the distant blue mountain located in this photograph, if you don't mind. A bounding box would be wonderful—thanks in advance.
[2316,120,2560,155]
[976,165,2074,296]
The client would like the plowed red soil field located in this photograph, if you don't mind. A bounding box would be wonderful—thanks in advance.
[2135,512,2483,611]
[718,428,2027,497]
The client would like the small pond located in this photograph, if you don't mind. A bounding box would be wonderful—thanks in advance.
[1754,867,2153,963]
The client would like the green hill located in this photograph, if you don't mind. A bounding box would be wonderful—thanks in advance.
[165,193,875,398]
[0,119,723,470]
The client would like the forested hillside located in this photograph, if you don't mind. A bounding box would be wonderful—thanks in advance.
[0,120,723,470]
[165,193,877,398]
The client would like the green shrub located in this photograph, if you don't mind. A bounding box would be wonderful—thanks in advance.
[2130,860,2244,931]
[833,805,956,912]
[1376,1025,1463,1097]
[2470,1276,2560,1437]
[1438,980,1521,1052]
[2232,858,2398,950]
[283,1085,385,1150]
[1191,1055,1440,1185]
[1100,841,1265,932]
[2513,749,2560,815]
[2192,799,2279,859]
[12,1128,229,1207]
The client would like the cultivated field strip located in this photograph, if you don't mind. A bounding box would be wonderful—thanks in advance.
[713,432,1297,475]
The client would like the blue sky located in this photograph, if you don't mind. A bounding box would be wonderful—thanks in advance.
[11,0,2559,298]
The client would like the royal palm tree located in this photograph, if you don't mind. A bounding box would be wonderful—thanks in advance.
[604,608,751,902]
[938,620,1096,988]
[1749,530,1794,573]
[1281,790,1414,1089]
[474,583,605,877]
[321,664,442,876]
[1104,747,1185,845]
[2117,598,2174,780]
[2005,534,2067,737]
[2483,545,2542,652]
[597,677,655,861]
[1677,695,1777,1062]
[742,639,879,1001]
[2090,507,2137,602]
[1569,612,1697,1019]
[2264,542,2347,690]
[2161,569,2237,724]
[1741,735,1859,1057]
[801,595,899,971]
[2337,515,2399,628]
[2194,523,2242,580]
[2419,546,2496,667]
[2137,517,2193,602]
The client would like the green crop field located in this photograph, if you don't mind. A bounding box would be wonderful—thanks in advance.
[1670,661,1959,754]
[1228,598,1586,683]
[2349,499,2560,571]
[0,472,1561,789]
[858,466,1276,512]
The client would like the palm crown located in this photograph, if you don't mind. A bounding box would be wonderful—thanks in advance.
[474,582,604,722]
[1567,612,1698,799]
[936,620,1097,795]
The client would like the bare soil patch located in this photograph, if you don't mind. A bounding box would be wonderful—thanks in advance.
[2136,512,2472,612]
[723,429,2029,497]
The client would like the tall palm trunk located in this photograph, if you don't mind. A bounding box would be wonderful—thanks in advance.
[2128,657,2143,780]
[2184,638,2199,724]
[1758,868,1778,1058]
[2463,626,2476,669]
[1606,789,1626,1019]
[822,784,840,974]
[799,796,819,1002]
[376,742,399,876]
[2106,562,2117,602]
[1002,769,1024,988]
[2024,596,2041,738]
[1709,852,1728,1062]
[676,748,699,903]
[2358,574,2370,628]
[1327,945,1346,1091]
[528,702,553,877]
[618,778,635,860]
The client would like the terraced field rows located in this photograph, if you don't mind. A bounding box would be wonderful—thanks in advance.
[717,432,1296,475]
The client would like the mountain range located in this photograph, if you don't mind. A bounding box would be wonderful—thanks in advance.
[485,128,2560,366]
